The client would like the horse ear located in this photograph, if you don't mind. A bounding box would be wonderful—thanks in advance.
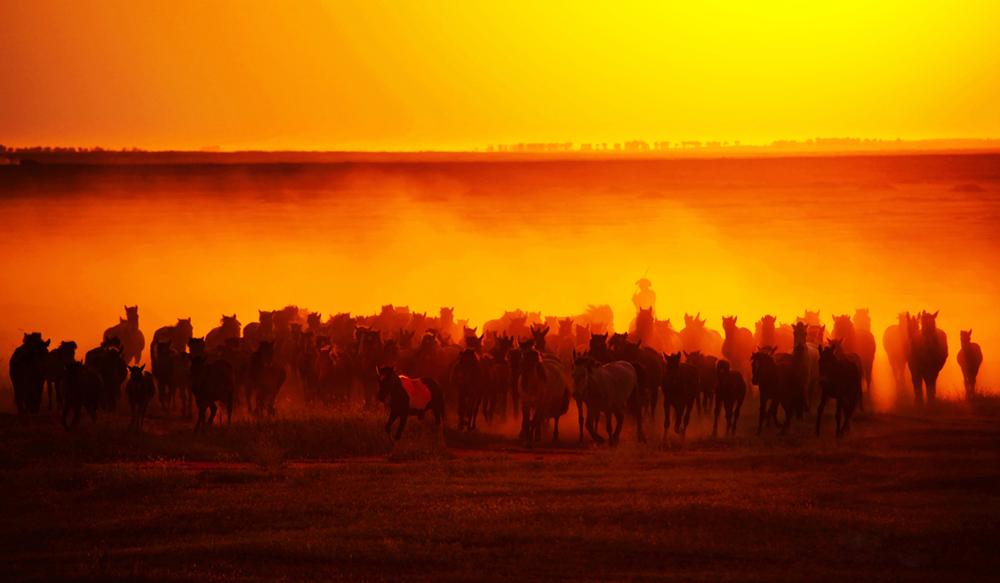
[140,364,145,372]
[933,310,939,317]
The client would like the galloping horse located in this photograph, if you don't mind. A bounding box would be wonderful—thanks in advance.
[377,366,445,455]
[103,305,145,365]
[571,355,645,446]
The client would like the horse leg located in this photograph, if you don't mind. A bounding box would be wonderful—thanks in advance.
[778,401,793,436]
[612,407,625,446]
[681,402,693,439]
[586,409,605,444]
[662,398,671,437]
[395,413,409,442]
[911,369,924,405]
[552,414,560,443]
[712,398,722,438]
[757,397,768,436]
[815,394,827,436]
[520,402,532,441]
[731,398,742,436]
[926,374,937,404]
[577,399,586,443]
[630,391,646,444]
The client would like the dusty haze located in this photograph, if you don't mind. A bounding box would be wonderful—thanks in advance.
[1,154,997,407]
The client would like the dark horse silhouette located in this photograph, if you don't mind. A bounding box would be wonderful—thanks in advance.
[60,360,102,430]
[245,340,286,416]
[45,340,77,412]
[661,352,698,439]
[815,342,861,438]
[190,355,236,430]
[452,348,491,430]
[151,318,193,361]
[721,316,755,380]
[883,313,910,394]
[10,332,50,413]
[958,330,983,399]
[713,359,746,437]
[377,366,445,456]
[126,365,156,433]
[851,309,877,396]
[751,347,800,436]
[907,311,948,404]
[103,305,145,365]
[206,314,241,355]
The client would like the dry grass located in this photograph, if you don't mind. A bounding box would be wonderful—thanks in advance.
[1,403,999,581]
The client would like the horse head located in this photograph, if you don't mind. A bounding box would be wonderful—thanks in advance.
[376,365,399,403]
[791,322,808,346]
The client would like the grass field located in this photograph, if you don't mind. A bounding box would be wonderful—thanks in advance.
[1,395,999,582]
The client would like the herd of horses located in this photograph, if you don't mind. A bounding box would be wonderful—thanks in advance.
[6,302,985,447]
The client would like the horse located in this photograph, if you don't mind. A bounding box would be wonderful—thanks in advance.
[684,350,718,415]
[152,339,177,411]
[632,307,664,352]
[452,348,491,430]
[189,355,236,430]
[45,340,77,412]
[852,309,877,396]
[317,346,353,405]
[909,311,948,404]
[9,332,50,414]
[377,366,445,455]
[85,339,128,413]
[751,347,800,436]
[242,310,275,348]
[151,318,193,361]
[788,321,819,416]
[713,359,746,437]
[883,313,911,394]
[245,340,286,416]
[958,330,983,399]
[60,360,102,430]
[530,325,551,354]
[518,349,570,445]
[721,316,755,380]
[126,365,156,432]
[679,313,723,357]
[570,355,644,446]
[830,317,867,409]
[754,315,793,354]
[815,343,861,438]
[610,335,661,422]
[588,332,615,365]
[357,329,387,407]
[206,314,241,356]
[661,352,698,439]
[103,305,145,365]
[483,333,514,423]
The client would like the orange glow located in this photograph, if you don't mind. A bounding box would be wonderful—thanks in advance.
[2,1,999,150]
[1,158,998,408]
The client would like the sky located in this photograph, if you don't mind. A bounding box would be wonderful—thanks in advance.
[1,0,999,151]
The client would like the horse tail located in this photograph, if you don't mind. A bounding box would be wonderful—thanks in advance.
[422,377,447,426]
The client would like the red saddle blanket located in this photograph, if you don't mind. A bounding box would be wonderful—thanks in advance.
[400,377,432,411]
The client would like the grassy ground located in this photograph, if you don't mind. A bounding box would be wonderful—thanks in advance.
[1,396,999,581]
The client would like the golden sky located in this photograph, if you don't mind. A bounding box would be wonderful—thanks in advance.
[2,0,998,151]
